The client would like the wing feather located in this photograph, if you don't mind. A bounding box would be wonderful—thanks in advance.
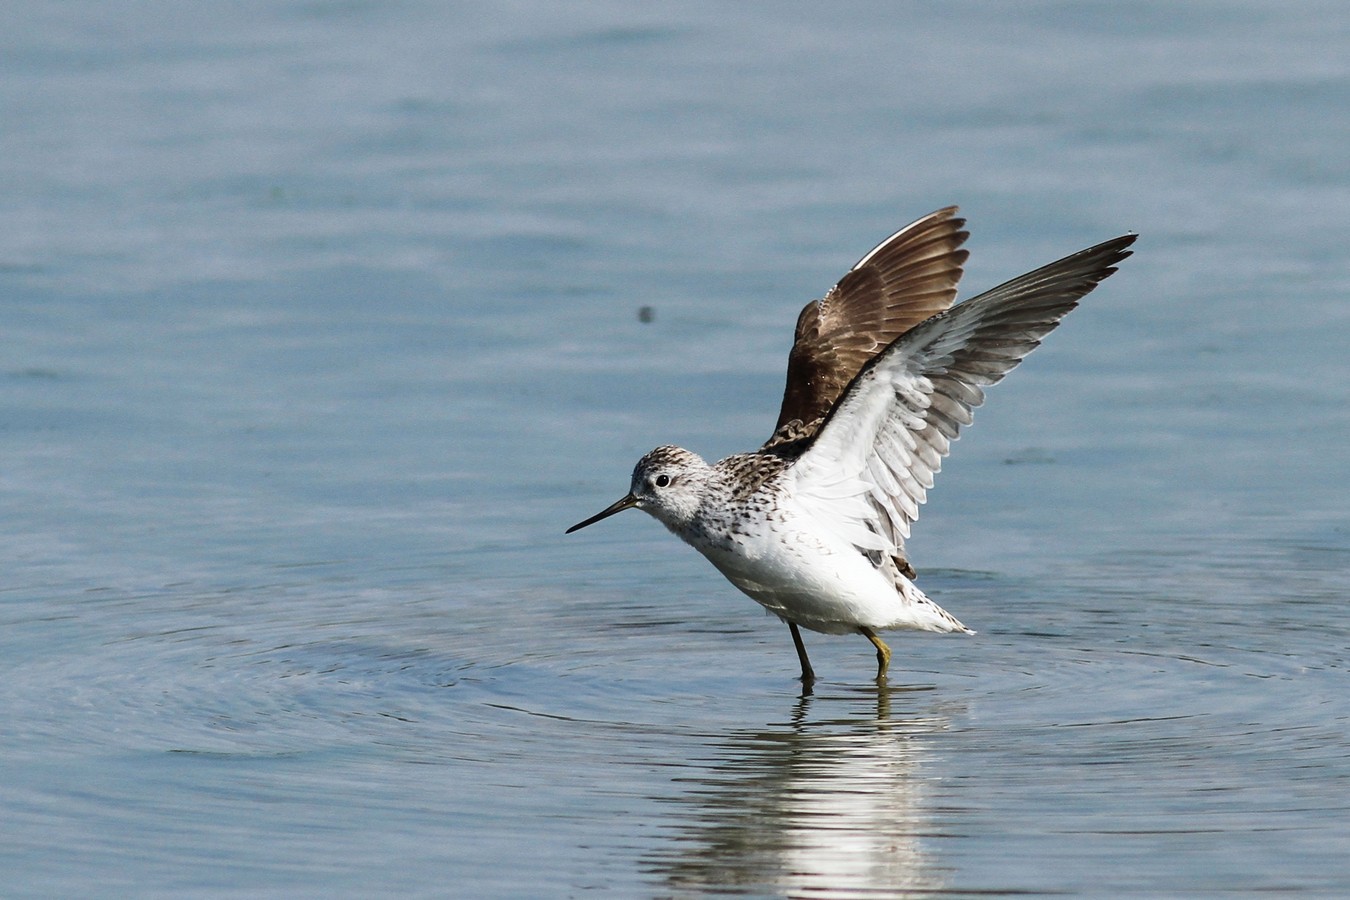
[787,233,1137,559]
[768,208,969,445]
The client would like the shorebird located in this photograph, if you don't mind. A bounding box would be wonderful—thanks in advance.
[567,208,1135,682]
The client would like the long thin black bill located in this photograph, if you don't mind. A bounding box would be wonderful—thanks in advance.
[565,494,639,534]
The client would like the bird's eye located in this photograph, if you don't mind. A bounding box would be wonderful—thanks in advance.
[654,474,671,488]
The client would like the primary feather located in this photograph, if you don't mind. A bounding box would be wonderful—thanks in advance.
[788,234,1137,561]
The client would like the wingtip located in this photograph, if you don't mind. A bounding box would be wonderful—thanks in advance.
[851,206,968,271]
[1067,232,1139,281]
[1102,231,1139,256]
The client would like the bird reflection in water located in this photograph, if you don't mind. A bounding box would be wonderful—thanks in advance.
[645,683,959,896]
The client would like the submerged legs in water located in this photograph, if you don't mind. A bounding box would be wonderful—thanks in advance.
[789,623,893,682]
[860,626,891,680]
[788,621,814,683]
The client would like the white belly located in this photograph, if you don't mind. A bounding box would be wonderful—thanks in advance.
[693,513,961,635]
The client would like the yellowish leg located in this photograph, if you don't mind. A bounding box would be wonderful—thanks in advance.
[788,622,815,684]
[860,626,891,681]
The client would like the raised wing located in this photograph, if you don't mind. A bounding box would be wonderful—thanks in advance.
[767,207,969,447]
[785,233,1137,560]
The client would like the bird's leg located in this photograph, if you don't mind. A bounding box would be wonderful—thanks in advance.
[788,622,815,684]
[860,626,891,681]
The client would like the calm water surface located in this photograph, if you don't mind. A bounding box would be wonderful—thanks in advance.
[3,1,1348,896]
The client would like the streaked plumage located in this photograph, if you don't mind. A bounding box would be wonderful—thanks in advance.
[568,208,1135,682]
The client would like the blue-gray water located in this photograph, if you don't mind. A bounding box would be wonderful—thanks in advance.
[3,2,1348,897]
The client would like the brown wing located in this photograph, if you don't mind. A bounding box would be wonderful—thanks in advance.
[789,233,1137,558]
[767,207,969,447]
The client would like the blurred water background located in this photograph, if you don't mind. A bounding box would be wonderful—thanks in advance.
[2,1,1348,896]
